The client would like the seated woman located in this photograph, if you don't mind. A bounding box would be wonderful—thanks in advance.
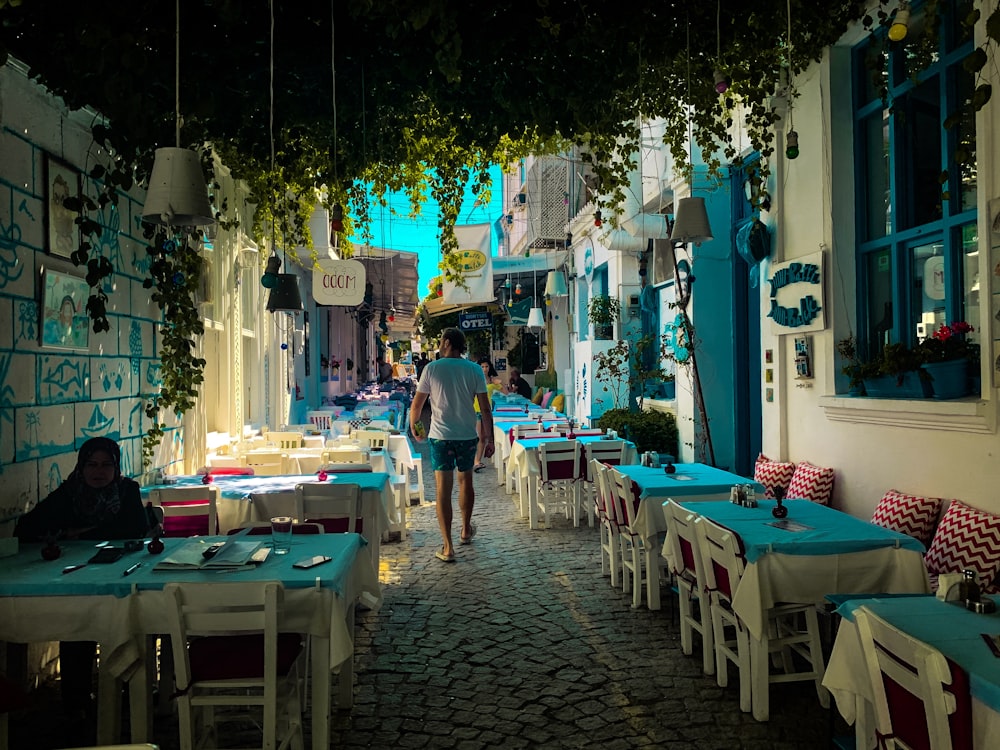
[15,437,148,724]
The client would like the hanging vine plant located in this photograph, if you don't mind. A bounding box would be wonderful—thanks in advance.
[140,227,207,469]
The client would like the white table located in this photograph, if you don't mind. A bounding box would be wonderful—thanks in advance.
[507,436,637,530]
[611,463,759,610]
[0,534,380,750]
[824,595,997,749]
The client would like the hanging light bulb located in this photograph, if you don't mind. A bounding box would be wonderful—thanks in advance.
[515,282,522,294]
[388,308,396,323]
[713,69,730,94]
[889,3,910,42]
[330,203,345,233]
[785,130,800,160]
[504,276,512,289]
[593,209,603,228]
[261,254,281,288]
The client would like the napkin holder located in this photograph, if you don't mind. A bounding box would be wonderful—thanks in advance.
[967,598,997,614]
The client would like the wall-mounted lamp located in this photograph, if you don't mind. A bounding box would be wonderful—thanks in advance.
[889,3,910,42]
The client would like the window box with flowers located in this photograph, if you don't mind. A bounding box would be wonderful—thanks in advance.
[916,322,978,400]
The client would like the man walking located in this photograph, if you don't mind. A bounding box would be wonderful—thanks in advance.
[410,328,493,562]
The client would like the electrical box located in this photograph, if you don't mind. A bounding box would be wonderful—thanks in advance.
[627,293,640,318]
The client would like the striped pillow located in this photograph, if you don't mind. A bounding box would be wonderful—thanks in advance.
[785,461,835,505]
[871,489,942,546]
[925,500,1000,594]
[753,454,796,499]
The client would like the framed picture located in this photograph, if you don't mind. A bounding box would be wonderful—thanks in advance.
[40,269,90,351]
[44,154,80,258]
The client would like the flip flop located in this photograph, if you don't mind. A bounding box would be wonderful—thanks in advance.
[473,463,486,473]
[434,547,456,562]
[460,523,477,545]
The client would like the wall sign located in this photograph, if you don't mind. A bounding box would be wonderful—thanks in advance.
[459,311,493,330]
[766,251,826,334]
[313,259,366,305]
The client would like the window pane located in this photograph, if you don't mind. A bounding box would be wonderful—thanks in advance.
[857,41,885,106]
[955,67,977,212]
[909,240,945,343]
[863,112,890,239]
[961,223,980,333]
[865,249,894,356]
[905,76,943,228]
[651,239,675,285]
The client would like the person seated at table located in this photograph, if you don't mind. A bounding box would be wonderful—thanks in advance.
[473,358,503,471]
[377,356,394,384]
[507,367,532,399]
[14,436,148,726]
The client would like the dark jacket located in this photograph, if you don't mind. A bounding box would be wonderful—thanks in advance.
[511,376,533,399]
[15,478,148,541]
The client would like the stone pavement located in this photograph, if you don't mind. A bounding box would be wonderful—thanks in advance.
[9,458,844,749]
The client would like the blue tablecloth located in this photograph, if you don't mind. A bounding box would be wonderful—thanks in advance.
[617,463,762,500]
[147,472,391,502]
[0,533,367,599]
[687,499,925,563]
[837,595,1000,713]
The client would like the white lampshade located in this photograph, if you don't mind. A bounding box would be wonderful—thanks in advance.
[142,147,215,227]
[669,197,713,245]
[526,306,545,328]
[544,270,568,297]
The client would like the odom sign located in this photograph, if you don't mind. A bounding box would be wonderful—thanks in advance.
[313,259,366,306]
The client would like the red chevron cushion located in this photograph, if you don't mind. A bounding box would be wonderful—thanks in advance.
[753,454,795,499]
[925,500,1000,594]
[785,461,835,505]
[870,489,942,546]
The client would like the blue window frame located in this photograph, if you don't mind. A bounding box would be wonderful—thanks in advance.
[853,0,978,359]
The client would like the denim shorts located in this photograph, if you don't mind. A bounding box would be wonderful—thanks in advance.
[428,437,479,472]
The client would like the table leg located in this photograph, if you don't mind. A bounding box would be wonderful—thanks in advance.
[643,538,661,611]
[750,632,770,721]
[96,664,121,744]
[310,635,330,750]
[128,637,153,742]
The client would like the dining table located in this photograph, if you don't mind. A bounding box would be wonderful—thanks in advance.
[683,499,931,721]
[506,435,638,530]
[143,472,393,571]
[613,463,765,610]
[0,533,380,750]
[823,594,1000,749]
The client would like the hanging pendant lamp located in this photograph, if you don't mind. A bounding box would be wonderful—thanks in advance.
[669,197,714,245]
[526,306,545,329]
[266,274,303,312]
[141,0,213,228]
[544,270,568,297]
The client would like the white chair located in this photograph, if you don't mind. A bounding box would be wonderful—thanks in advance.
[294,482,361,536]
[268,431,305,450]
[609,468,670,609]
[855,606,969,750]
[505,424,547,494]
[147,485,220,537]
[390,436,426,505]
[352,429,388,450]
[245,451,288,476]
[592,461,622,588]
[697,516,827,721]
[661,501,714,675]
[535,440,580,528]
[696,516,752,712]
[322,446,366,465]
[163,581,305,750]
[205,454,243,468]
[581,440,626,527]
[316,462,374,473]
[306,410,333,431]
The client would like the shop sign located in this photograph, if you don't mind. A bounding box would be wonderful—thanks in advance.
[313,259,366,306]
[766,251,826,334]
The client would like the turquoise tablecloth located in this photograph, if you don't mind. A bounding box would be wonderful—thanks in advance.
[617,463,762,500]
[0,533,367,599]
[688,499,925,563]
[147,472,391,501]
[838,595,1000,713]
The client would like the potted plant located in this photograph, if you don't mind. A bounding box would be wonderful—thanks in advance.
[588,295,621,340]
[836,334,865,395]
[860,343,932,399]
[915,321,976,399]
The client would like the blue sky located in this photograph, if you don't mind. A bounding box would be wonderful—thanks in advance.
[363,165,504,296]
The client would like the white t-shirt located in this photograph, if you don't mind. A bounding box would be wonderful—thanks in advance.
[416,357,487,440]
